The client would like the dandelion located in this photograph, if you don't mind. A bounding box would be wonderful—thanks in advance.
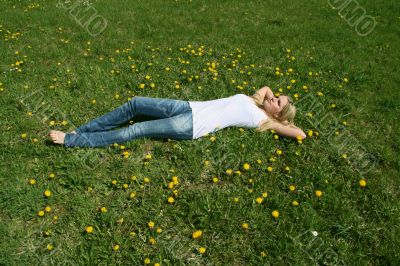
[260,251,268,257]
[148,221,155,229]
[100,207,107,213]
[289,185,296,191]
[129,192,136,199]
[46,244,53,251]
[256,197,263,204]
[167,197,175,204]
[28,179,36,185]
[226,169,233,175]
[292,200,299,206]
[21,133,27,139]
[149,237,156,245]
[144,177,150,183]
[243,163,250,170]
[267,166,273,172]
[315,190,323,197]
[49,173,55,178]
[44,190,52,197]
[276,149,283,155]
[113,244,120,251]
[272,210,279,218]
[359,179,367,188]
[144,258,151,264]
[85,226,94,234]
[111,180,117,185]
[198,247,206,254]
[192,230,202,239]
[172,176,179,185]
[212,176,219,183]
[242,223,249,230]
[156,227,163,233]
[45,206,51,212]
[38,210,45,217]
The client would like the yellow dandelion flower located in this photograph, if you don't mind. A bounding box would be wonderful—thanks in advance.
[292,200,299,206]
[113,244,120,251]
[129,192,136,199]
[44,190,52,197]
[156,227,163,233]
[100,207,107,213]
[256,197,263,204]
[267,166,273,172]
[289,185,296,191]
[271,210,279,218]
[167,197,175,204]
[315,190,323,197]
[28,179,36,185]
[21,133,27,139]
[38,210,45,217]
[242,223,249,230]
[148,221,155,229]
[192,230,202,239]
[199,247,206,254]
[359,179,366,188]
[45,206,51,212]
[46,244,53,251]
[149,237,156,245]
[212,177,219,183]
[85,226,94,233]
[144,258,151,264]
[243,163,250,170]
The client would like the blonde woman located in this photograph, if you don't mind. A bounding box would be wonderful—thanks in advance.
[49,86,306,147]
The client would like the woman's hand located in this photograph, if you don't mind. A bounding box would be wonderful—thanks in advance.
[254,86,275,103]
[271,121,306,140]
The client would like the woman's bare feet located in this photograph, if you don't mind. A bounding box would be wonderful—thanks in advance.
[49,130,66,145]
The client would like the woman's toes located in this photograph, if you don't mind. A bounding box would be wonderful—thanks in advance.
[50,130,66,145]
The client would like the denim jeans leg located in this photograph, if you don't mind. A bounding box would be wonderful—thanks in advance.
[65,109,193,148]
[75,96,191,133]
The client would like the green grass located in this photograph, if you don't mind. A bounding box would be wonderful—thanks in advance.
[1,0,399,265]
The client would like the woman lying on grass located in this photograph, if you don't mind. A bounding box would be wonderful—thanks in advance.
[49,86,306,147]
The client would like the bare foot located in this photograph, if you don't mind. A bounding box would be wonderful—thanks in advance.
[49,130,66,145]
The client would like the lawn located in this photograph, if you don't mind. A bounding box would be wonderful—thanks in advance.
[0,0,399,265]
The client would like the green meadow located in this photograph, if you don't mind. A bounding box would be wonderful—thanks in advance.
[1,0,399,265]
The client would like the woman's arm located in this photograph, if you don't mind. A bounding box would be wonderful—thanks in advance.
[271,121,307,140]
[253,86,275,102]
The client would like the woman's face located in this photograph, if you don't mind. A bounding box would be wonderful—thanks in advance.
[263,95,289,118]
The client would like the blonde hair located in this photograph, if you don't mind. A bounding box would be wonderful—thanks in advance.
[250,93,297,132]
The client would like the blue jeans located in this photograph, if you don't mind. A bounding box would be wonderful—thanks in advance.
[64,96,193,148]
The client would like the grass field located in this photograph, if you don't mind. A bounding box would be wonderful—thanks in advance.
[1,0,399,265]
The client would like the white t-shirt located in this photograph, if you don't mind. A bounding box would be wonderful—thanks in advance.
[188,94,269,139]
